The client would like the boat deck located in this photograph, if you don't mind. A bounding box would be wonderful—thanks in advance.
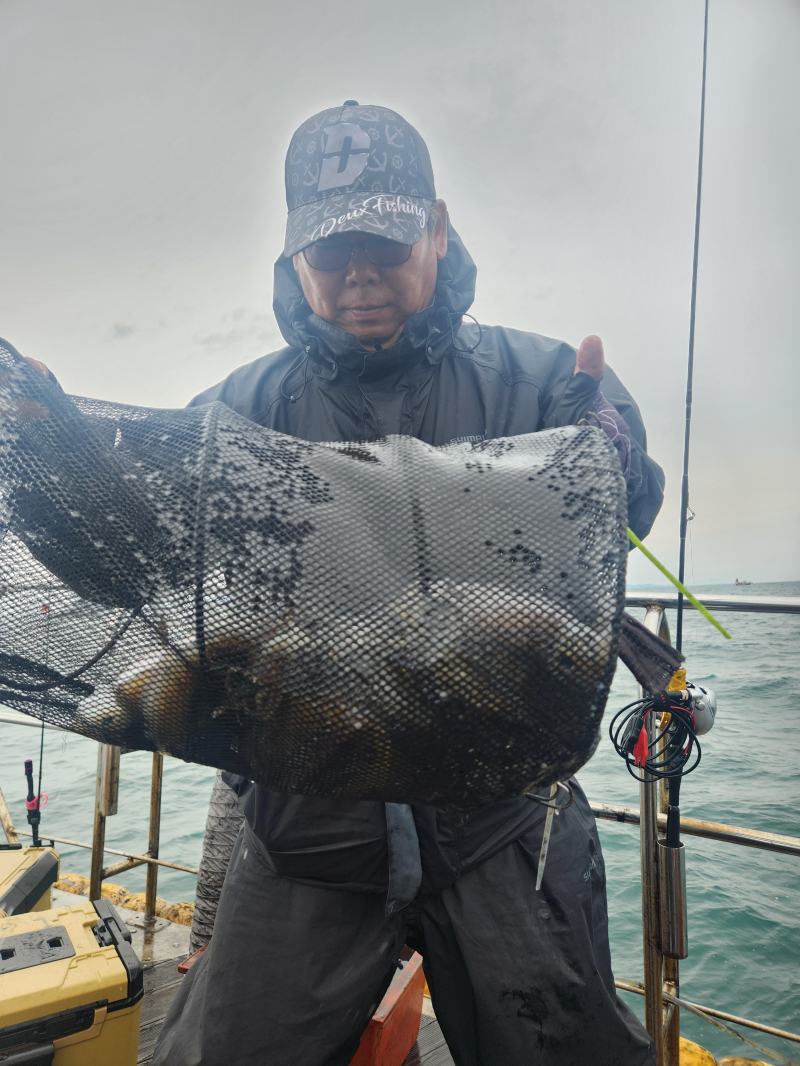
[138,957,187,1064]
[137,957,455,1065]
[402,1014,456,1066]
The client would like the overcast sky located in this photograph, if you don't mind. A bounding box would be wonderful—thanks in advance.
[1,0,798,586]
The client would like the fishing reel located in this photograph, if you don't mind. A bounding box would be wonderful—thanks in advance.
[680,682,717,735]
[609,679,719,959]
[609,681,718,783]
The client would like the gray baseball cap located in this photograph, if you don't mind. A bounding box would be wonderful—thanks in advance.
[283,101,437,257]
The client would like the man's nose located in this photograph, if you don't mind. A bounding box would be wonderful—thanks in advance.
[344,246,380,284]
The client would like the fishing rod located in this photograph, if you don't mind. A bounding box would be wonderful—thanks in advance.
[24,758,42,848]
[612,8,716,1006]
[657,1,713,994]
[676,0,710,656]
[666,0,710,903]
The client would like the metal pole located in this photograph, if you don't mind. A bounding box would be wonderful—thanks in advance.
[97,744,121,817]
[89,743,121,900]
[144,753,163,923]
[639,606,665,1064]
[101,856,148,879]
[27,806,800,863]
[649,611,681,1066]
[14,828,198,873]
[89,806,107,900]
[662,867,681,1062]
[590,804,800,857]
[615,979,800,1046]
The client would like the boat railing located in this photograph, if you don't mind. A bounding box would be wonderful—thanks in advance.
[625,592,800,614]
[609,594,800,1065]
[1,594,799,1065]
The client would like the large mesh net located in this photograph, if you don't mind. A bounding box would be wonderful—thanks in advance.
[0,340,628,805]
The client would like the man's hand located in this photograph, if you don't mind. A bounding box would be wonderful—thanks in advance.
[575,335,605,381]
[0,356,53,422]
[25,357,52,378]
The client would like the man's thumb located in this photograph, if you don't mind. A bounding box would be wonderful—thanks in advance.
[575,335,605,381]
[25,357,51,379]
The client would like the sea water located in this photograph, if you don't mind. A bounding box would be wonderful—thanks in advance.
[1,581,797,1061]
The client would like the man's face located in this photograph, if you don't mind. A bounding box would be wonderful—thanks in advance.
[293,199,448,350]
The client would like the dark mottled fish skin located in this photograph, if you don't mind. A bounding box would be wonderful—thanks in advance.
[83,582,619,805]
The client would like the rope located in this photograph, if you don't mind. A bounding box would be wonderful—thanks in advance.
[661,987,800,1066]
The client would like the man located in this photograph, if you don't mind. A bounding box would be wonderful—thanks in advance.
[154,102,664,1066]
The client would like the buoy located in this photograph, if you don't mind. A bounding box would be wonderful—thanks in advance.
[54,871,90,895]
[54,872,195,926]
[680,1037,716,1065]
[718,1059,772,1065]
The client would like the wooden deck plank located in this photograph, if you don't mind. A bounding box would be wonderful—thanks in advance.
[138,957,186,1064]
[403,1014,454,1066]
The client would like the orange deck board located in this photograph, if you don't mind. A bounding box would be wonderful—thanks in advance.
[349,953,425,1066]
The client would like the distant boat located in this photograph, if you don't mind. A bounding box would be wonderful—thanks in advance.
[735,579,752,586]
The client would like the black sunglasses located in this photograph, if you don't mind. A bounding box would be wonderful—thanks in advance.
[302,234,413,272]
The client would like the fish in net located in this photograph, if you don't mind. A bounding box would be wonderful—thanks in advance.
[0,338,674,805]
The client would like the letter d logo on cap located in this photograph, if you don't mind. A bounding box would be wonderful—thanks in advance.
[318,123,371,191]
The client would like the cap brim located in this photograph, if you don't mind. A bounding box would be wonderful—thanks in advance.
[284,193,433,257]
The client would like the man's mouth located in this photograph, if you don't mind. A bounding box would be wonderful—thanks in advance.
[342,305,388,321]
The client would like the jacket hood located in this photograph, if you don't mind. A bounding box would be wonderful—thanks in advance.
[272,218,477,365]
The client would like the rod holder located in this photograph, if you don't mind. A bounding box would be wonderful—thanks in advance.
[658,841,688,959]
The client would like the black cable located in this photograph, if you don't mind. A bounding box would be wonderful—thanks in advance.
[608,694,702,784]
[278,346,312,405]
[676,0,710,654]
[448,312,482,354]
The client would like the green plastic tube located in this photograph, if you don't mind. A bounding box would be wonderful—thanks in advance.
[627,528,731,640]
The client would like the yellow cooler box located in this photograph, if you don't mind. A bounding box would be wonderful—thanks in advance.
[0,846,60,916]
[0,898,142,1065]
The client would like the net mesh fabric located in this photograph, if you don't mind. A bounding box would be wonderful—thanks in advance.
[0,341,627,805]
